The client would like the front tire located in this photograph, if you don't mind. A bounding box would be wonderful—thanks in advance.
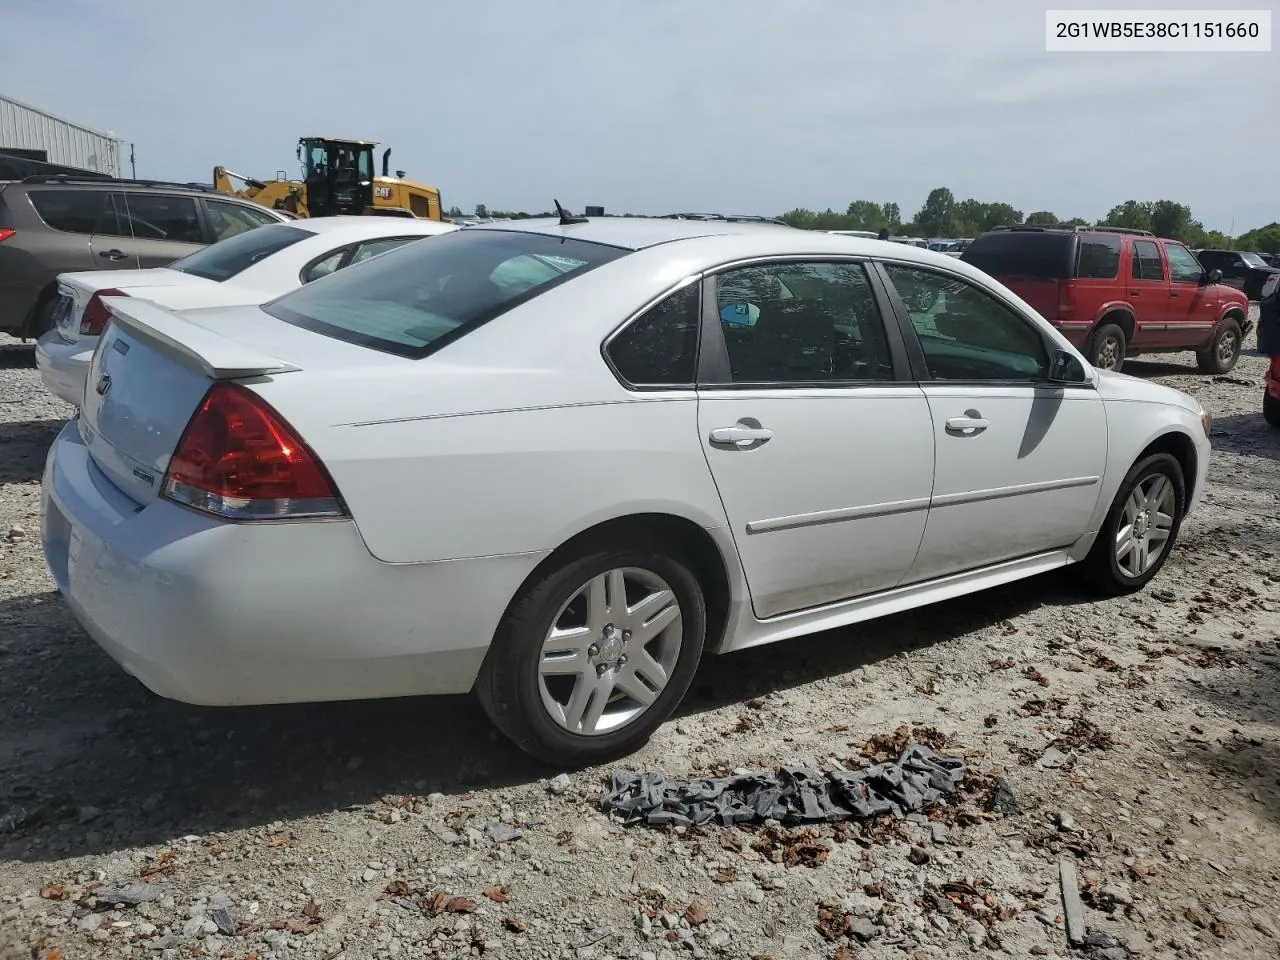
[1080,453,1185,596]
[1088,323,1126,372]
[1196,317,1242,374]
[476,546,706,766]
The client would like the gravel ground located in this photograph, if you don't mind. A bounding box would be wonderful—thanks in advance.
[2,320,1278,960]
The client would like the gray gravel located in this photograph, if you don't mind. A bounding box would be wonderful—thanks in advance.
[2,323,1278,960]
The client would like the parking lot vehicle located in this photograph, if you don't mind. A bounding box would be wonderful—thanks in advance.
[1193,248,1280,301]
[213,137,446,221]
[1255,252,1280,269]
[1260,285,1280,427]
[962,226,1250,373]
[42,218,1212,765]
[0,175,290,338]
[34,216,455,405]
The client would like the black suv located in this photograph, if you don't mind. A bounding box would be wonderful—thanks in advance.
[0,176,287,338]
[1193,248,1280,301]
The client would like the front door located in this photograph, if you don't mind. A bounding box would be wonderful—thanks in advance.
[696,260,935,620]
[879,264,1108,582]
[1162,241,1220,350]
[1128,239,1171,347]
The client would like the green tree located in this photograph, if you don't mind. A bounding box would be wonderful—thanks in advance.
[446,205,464,218]
[1148,200,1203,244]
[1024,210,1059,226]
[1237,222,1280,253]
[844,200,889,231]
[914,187,955,236]
[1103,200,1153,232]
[474,203,489,219]
[881,202,901,231]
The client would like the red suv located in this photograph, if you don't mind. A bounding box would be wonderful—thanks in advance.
[961,226,1251,373]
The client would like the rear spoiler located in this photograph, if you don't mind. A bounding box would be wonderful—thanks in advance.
[102,298,300,380]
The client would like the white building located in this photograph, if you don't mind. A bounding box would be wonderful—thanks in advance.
[0,95,122,177]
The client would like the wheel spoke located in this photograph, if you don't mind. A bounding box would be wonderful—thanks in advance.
[578,678,613,734]
[1134,538,1150,573]
[626,587,674,624]
[543,624,592,655]
[1126,488,1145,521]
[631,600,681,646]
[540,650,588,676]
[585,574,611,632]
[1144,475,1168,510]
[1153,511,1174,531]
[1115,532,1134,561]
[613,668,658,708]
[631,648,669,691]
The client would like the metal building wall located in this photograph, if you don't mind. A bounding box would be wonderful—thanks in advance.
[0,95,122,177]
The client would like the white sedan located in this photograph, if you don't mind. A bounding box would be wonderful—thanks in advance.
[41,217,1212,765]
[34,216,456,405]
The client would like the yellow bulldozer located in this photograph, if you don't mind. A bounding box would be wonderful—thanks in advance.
[213,137,446,221]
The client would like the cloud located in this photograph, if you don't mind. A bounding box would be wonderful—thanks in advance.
[4,0,1275,231]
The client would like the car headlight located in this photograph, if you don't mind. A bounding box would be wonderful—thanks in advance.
[1200,404,1213,436]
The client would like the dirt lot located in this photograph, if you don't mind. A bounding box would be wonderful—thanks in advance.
[2,325,1278,960]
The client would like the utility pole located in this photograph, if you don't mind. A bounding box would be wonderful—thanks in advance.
[130,143,136,179]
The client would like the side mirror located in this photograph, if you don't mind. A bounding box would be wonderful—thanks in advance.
[1205,268,1223,285]
[1049,349,1089,383]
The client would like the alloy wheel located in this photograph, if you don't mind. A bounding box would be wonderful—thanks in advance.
[1216,330,1238,366]
[1114,473,1176,579]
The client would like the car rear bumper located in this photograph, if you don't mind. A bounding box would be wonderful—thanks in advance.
[41,420,544,706]
[35,330,93,406]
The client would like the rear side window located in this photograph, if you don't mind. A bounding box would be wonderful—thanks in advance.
[960,231,1075,280]
[28,190,108,234]
[1132,240,1164,281]
[1076,234,1121,279]
[606,282,700,387]
[114,194,203,244]
[171,224,311,281]
[264,229,628,358]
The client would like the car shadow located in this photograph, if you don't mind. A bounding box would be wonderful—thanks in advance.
[0,419,62,484]
[1206,412,1280,462]
[0,342,35,369]
[0,570,1088,864]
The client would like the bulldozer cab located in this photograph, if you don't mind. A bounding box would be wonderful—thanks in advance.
[298,137,375,217]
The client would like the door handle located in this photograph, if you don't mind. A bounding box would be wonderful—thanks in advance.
[98,249,127,261]
[1129,291,1140,297]
[1170,292,1179,298]
[945,413,989,436]
[709,421,773,447]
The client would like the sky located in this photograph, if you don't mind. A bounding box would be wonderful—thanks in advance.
[4,0,1277,233]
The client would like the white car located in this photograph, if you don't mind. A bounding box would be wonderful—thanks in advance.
[34,216,456,405]
[41,219,1212,766]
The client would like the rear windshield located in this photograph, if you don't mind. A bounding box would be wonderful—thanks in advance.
[961,231,1076,280]
[1241,252,1269,268]
[171,223,310,281]
[263,229,628,358]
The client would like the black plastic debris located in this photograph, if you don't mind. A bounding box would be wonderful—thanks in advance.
[602,744,965,828]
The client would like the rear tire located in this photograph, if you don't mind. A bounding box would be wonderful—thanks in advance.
[1080,453,1185,596]
[1265,389,1280,428]
[27,296,58,340]
[1088,323,1126,372]
[1196,318,1242,374]
[476,545,706,767]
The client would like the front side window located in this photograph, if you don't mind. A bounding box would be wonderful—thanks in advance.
[206,199,279,241]
[171,223,310,282]
[883,265,1049,381]
[606,282,700,387]
[28,190,109,234]
[1241,252,1269,268]
[711,261,894,383]
[1131,240,1164,282]
[1164,243,1204,285]
[264,229,627,358]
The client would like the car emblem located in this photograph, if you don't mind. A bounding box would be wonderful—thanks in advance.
[95,374,112,396]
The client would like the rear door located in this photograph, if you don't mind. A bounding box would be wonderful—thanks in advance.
[695,259,935,619]
[1162,241,1219,349]
[878,262,1107,581]
[1127,239,1169,344]
[98,192,206,268]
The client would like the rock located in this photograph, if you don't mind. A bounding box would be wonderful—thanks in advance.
[210,906,236,935]
[1101,884,1133,906]
[850,917,878,941]
[708,930,730,949]
[1055,811,1077,832]
[908,845,930,865]
[930,823,949,843]
[1085,931,1120,949]
[78,913,105,932]
[485,821,522,843]
[1253,911,1278,938]
[966,925,986,948]
[182,916,208,939]
[746,888,764,904]
[361,868,378,883]
[97,883,167,906]
[1038,747,1069,769]
[1036,908,1058,925]
[6,524,26,542]
[548,773,572,795]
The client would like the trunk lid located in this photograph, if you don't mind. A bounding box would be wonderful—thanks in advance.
[77,299,302,506]
[55,269,213,342]
[996,277,1062,323]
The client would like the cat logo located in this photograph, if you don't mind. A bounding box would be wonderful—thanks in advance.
[374,185,393,199]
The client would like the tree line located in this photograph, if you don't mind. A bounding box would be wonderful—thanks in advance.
[451,190,1280,253]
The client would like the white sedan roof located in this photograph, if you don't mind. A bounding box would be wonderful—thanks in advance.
[285,216,455,240]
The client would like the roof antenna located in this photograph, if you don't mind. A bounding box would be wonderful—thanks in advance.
[555,199,588,225]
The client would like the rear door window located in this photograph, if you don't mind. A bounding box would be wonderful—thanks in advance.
[171,223,312,281]
[28,190,110,234]
[113,193,203,243]
[1131,240,1165,282]
[264,229,628,358]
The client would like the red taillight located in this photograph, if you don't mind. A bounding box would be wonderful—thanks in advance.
[80,289,129,336]
[161,383,345,520]
[0,228,15,243]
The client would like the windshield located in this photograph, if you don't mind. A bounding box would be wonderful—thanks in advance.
[961,231,1075,280]
[263,228,629,358]
[171,224,311,282]
[1241,252,1269,268]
